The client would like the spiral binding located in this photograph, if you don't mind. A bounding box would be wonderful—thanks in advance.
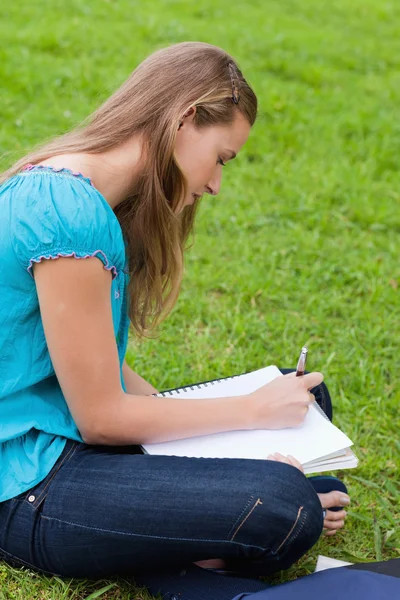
[158,374,241,397]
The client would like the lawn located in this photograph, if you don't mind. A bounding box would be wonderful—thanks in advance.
[0,0,399,598]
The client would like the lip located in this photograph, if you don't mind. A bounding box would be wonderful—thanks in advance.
[191,193,201,202]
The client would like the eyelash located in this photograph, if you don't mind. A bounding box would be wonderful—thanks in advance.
[218,157,226,167]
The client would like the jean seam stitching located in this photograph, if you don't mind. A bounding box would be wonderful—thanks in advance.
[230,498,263,542]
[226,495,255,541]
[39,514,267,550]
[26,442,78,508]
[286,507,308,547]
[275,505,304,553]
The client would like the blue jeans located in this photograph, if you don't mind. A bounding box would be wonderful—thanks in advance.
[0,373,330,580]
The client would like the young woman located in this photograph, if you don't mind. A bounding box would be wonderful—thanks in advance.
[0,42,349,597]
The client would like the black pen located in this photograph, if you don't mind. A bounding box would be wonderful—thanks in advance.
[295,346,308,376]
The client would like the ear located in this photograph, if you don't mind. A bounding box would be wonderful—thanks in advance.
[178,106,196,130]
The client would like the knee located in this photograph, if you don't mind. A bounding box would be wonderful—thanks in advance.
[241,461,323,546]
[222,461,323,574]
[271,462,323,558]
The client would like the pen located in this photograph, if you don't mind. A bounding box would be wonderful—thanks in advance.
[295,346,308,377]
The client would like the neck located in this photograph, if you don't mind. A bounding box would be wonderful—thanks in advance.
[39,136,144,210]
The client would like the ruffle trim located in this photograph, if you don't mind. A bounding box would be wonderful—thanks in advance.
[27,250,118,279]
[22,164,93,187]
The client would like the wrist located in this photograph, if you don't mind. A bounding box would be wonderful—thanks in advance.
[230,394,255,431]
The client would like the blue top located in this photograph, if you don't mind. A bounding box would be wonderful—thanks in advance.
[0,165,130,502]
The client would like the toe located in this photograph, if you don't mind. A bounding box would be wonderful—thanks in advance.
[323,519,345,530]
[325,509,347,521]
[324,529,338,536]
[318,490,350,510]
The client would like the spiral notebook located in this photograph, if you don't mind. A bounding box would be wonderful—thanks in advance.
[142,366,358,474]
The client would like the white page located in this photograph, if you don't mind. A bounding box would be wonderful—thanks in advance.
[304,455,358,474]
[143,366,354,465]
[304,448,358,472]
[304,450,347,465]
[315,555,353,572]
[305,451,355,468]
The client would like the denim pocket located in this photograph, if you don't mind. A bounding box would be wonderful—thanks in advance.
[23,440,78,512]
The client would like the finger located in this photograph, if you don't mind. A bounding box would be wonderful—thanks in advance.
[308,392,315,404]
[283,372,297,379]
[271,452,287,463]
[267,453,304,474]
[300,371,324,389]
[287,454,304,473]
[267,453,286,462]
[324,529,338,536]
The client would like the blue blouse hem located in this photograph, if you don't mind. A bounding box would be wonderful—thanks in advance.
[0,437,67,503]
[27,248,119,279]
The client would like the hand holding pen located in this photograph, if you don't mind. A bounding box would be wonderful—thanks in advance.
[295,345,316,406]
[247,355,323,430]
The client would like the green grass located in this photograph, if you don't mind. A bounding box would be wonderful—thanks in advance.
[1,0,399,597]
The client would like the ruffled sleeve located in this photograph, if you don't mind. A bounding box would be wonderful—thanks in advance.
[10,170,125,279]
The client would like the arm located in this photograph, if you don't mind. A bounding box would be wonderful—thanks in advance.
[33,256,248,446]
[122,360,158,395]
[34,257,322,446]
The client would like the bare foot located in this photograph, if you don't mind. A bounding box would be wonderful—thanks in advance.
[318,490,350,536]
[266,452,351,538]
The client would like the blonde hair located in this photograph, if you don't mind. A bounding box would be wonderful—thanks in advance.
[1,42,257,336]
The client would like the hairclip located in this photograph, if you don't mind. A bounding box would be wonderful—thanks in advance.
[228,62,240,104]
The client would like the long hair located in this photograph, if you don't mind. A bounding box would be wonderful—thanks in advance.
[1,42,258,336]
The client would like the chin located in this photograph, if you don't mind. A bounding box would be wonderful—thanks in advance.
[175,195,200,214]
[188,197,196,206]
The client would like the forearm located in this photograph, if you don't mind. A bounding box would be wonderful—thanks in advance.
[122,360,158,395]
[86,391,249,446]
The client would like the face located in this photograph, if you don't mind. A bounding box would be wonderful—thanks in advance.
[174,108,251,209]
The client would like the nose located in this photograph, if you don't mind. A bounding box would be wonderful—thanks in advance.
[205,171,222,196]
